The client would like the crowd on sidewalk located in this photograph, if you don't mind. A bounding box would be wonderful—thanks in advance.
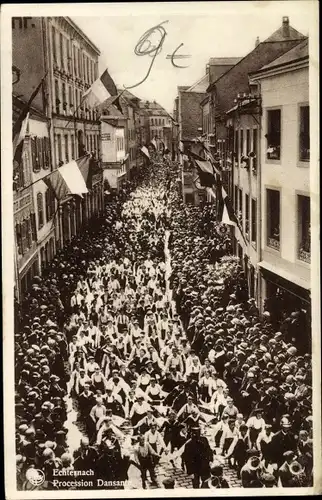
[14,158,313,490]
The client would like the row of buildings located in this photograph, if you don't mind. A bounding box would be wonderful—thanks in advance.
[12,16,171,301]
[173,17,312,333]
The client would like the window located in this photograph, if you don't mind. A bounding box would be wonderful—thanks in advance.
[251,198,257,245]
[238,189,243,224]
[234,130,239,160]
[234,185,238,212]
[245,193,250,237]
[52,26,57,63]
[64,135,69,162]
[59,33,64,68]
[31,137,40,172]
[240,129,244,156]
[151,118,154,125]
[21,220,28,254]
[73,45,77,76]
[69,86,73,113]
[87,57,90,83]
[298,195,310,263]
[267,189,280,250]
[45,188,55,221]
[246,129,251,155]
[299,106,310,161]
[266,109,281,160]
[57,134,62,163]
[62,82,67,112]
[71,134,75,159]
[37,192,44,229]
[67,40,71,73]
[252,128,258,172]
[54,79,60,114]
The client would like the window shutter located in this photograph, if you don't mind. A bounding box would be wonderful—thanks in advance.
[38,138,43,170]
[15,223,23,254]
[45,189,49,221]
[31,137,37,172]
[26,218,32,248]
[30,213,37,241]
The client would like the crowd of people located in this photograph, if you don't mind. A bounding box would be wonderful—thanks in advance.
[14,157,313,491]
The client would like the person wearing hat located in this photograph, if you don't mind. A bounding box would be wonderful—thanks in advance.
[270,417,297,467]
[240,451,263,488]
[182,426,213,488]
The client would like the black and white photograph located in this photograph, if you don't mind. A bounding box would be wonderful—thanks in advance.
[2,1,320,497]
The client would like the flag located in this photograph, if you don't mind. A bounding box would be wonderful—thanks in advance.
[150,138,157,150]
[13,112,29,170]
[140,146,150,159]
[219,187,238,226]
[44,159,88,201]
[13,77,45,161]
[83,69,123,113]
[121,153,129,165]
[216,182,248,244]
[78,154,93,189]
[195,159,216,187]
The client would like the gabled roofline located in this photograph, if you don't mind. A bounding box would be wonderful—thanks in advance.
[206,39,305,93]
[250,56,308,80]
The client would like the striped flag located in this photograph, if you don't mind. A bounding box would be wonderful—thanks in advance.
[83,69,122,113]
[217,186,237,226]
[13,77,45,163]
[44,158,89,201]
[195,159,216,187]
[150,138,157,150]
[140,146,150,159]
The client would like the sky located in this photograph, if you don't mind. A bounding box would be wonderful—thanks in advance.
[70,2,315,112]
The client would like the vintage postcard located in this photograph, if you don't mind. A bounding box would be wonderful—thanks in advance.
[1,1,320,498]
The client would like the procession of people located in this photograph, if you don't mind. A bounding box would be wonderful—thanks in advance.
[15,156,313,490]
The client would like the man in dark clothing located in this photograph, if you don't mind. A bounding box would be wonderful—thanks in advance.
[182,427,213,488]
[270,418,297,467]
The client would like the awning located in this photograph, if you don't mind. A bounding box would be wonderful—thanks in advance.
[258,260,310,292]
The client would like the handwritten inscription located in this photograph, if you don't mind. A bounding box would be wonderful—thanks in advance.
[125,21,190,90]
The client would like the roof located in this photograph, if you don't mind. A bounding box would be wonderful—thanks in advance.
[117,88,141,102]
[257,38,308,71]
[67,17,101,55]
[208,39,305,117]
[263,23,306,43]
[187,74,209,92]
[209,57,242,66]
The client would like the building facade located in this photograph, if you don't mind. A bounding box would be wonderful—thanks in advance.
[12,16,104,299]
[139,100,172,149]
[203,17,306,305]
[100,110,127,191]
[13,97,39,300]
[251,39,310,346]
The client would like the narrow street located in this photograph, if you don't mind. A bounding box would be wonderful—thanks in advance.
[11,9,314,494]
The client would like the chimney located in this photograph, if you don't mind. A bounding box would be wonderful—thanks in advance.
[255,36,260,47]
[282,16,290,38]
[206,63,210,74]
